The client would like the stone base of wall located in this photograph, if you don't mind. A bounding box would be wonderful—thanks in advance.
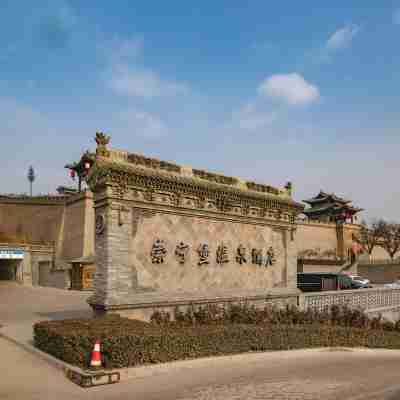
[88,288,300,322]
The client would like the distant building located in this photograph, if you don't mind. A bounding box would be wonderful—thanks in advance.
[0,191,94,289]
[302,191,363,224]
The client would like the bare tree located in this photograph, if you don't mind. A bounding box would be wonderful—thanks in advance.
[354,219,384,257]
[378,221,400,260]
[27,166,36,197]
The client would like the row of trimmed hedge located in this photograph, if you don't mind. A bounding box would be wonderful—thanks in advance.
[151,303,400,331]
[34,304,400,370]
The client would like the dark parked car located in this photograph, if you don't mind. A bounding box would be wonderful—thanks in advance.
[297,272,363,292]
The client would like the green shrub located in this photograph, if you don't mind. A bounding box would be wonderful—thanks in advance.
[34,309,400,370]
[153,303,399,332]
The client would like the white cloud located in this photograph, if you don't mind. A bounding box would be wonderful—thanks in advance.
[258,73,320,106]
[103,36,189,99]
[100,36,144,61]
[326,24,360,50]
[109,65,188,98]
[232,103,277,130]
[115,108,168,139]
[305,24,361,65]
[393,9,400,25]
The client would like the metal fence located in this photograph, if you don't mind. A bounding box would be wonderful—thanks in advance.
[302,287,400,313]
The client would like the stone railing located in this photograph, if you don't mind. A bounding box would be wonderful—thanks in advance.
[302,287,400,313]
[359,258,400,266]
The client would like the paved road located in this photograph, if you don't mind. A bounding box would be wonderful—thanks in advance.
[2,282,400,400]
[2,337,400,400]
[0,281,92,326]
[0,281,92,344]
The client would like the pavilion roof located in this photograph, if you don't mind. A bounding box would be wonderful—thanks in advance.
[303,203,363,216]
[303,190,351,205]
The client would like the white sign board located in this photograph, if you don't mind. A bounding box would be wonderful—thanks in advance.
[0,249,24,259]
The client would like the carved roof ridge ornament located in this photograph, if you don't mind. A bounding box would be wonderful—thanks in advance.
[95,132,111,158]
[95,132,111,146]
[85,133,293,201]
[90,159,286,200]
[86,158,304,214]
[91,156,284,198]
[192,168,238,186]
[111,148,282,195]
[127,153,181,174]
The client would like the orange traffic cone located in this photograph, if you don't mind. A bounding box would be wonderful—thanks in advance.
[90,340,102,368]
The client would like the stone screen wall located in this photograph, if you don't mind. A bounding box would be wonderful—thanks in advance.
[86,135,303,314]
[130,208,289,293]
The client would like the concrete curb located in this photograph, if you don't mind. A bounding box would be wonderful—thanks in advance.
[0,330,119,388]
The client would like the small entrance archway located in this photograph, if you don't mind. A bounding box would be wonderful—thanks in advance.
[0,248,24,282]
[0,259,22,281]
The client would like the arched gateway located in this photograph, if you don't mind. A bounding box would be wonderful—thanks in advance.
[80,133,304,320]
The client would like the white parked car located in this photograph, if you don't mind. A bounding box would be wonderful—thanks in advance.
[384,281,400,289]
[348,275,370,287]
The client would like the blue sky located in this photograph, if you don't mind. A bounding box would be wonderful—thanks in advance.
[1,1,400,221]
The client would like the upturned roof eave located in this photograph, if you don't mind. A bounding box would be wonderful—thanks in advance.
[303,190,351,205]
[89,158,305,211]
[304,205,363,215]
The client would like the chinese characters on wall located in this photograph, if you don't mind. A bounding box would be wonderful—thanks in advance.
[216,242,229,264]
[151,239,167,263]
[175,241,189,264]
[197,244,210,265]
[150,239,276,266]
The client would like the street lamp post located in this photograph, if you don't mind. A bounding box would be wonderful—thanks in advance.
[65,156,93,193]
